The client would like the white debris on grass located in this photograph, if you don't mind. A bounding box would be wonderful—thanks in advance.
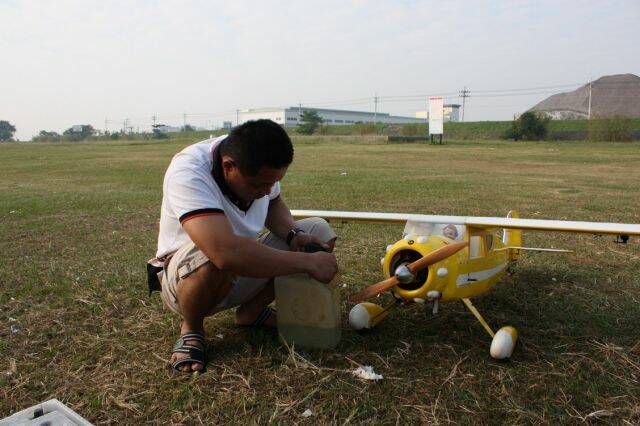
[9,210,17,214]
[215,334,224,339]
[301,408,313,418]
[352,365,383,381]
[10,325,20,334]
[8,317,16,322]
[340,172,347,176]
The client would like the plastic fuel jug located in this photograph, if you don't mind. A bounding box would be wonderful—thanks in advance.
[275,273,341,349]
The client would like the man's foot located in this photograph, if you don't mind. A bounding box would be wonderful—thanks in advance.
[170,328,206,373]
[235,305,277,328]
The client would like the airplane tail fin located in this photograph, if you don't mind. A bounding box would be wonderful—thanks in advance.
[502,210,522,261]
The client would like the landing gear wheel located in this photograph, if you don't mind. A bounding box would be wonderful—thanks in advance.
[348,303,389,330]
[489,326,518,360]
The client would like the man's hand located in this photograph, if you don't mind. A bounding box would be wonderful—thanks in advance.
[290,232,330,252]
[305,251,338,284]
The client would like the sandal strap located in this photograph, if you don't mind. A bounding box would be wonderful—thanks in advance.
[172,345,204,355]
[172,340,206,351]
[180,332,205,341]
[253,306,277,327]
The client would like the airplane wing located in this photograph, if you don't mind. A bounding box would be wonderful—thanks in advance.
[291,209,640,236]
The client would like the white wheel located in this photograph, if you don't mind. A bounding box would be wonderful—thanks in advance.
[348,303,388,330]
[490,326,518,360]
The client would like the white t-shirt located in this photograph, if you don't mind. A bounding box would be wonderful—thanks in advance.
[156,135,281,258]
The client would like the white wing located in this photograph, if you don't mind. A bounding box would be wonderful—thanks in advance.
[291,210,640,236]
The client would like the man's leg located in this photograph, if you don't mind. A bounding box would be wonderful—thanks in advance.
[234,217,337,327]
[170,262,233,372]
[235,278,276,327]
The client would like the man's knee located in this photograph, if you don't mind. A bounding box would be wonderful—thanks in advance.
[297,217,335,239]
[177,261,233,300]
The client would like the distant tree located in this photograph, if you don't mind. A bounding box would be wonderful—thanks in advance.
[63,125,95,141]
[502,111,549,141]
[182,124,195,132]
[297,110,323,135]
[0,120,16,141]
[33,130,62,142]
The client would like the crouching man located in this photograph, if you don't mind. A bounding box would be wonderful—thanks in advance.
[152,120,338,373]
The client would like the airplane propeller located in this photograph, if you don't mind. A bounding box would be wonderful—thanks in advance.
[349,241,469,303]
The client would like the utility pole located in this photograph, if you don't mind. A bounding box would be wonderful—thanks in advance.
[459,87,470,122]
[123,118,129,133]
[374,93,379,121]
[104,118,108,134]
[183,113,187,129]
[587,79,592,120]
[236,109,239,126]
[152,114,157,127]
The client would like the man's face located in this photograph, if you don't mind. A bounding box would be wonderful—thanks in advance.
[222,156,287,202]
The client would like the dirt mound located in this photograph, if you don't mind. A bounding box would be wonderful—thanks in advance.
[530,74,640,119]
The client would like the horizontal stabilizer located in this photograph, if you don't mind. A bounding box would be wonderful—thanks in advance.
[494,246,573,253]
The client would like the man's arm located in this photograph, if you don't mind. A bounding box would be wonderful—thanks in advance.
[183,214,337,283]
[265,196,296,241]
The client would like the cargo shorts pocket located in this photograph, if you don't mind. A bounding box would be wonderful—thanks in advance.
[176,252,210,280]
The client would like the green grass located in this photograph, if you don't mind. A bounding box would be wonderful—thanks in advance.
[1,137,639,423]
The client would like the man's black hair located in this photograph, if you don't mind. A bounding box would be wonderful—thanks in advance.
[220,119,293,176]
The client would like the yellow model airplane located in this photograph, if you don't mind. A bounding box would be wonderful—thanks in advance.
[292,209,640,360]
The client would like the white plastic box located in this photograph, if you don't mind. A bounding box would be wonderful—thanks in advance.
[0,399,92,426]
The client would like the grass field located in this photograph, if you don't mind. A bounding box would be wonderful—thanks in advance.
[1,137,639,424]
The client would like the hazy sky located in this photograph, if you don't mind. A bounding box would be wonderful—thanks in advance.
[1,0,639,140]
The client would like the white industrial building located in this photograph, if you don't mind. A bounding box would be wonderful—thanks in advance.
[415,104,461,122]
[238,107,425,127]
[444,104,461,122]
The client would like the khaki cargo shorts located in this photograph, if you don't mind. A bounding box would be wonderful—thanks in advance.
[160,217,336,317]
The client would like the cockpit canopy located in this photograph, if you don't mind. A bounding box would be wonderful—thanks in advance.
[403,221,466,242]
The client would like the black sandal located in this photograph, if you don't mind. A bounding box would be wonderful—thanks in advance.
[171,332,207,373]
[252,306,277,327]
[237,306,277,328]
